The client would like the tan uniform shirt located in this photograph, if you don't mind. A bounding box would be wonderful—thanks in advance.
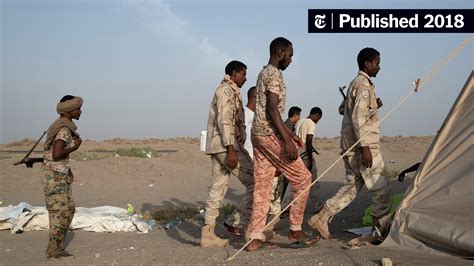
[43,127,75,174]
[205,75,246,155]
[252,64,287,136]
[340,71,381,152]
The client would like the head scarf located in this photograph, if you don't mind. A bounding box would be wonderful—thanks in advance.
[56,96,83,115]
[44,96,83,149]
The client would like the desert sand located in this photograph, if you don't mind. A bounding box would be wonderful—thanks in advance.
[0,136,469,265]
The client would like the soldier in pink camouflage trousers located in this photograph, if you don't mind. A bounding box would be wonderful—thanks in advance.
[246,37,317,251]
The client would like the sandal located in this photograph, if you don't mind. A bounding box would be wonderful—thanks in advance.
[246,239,278,252]
[290,235,320,249]
[47,251,75,260]
[223,223,243,237]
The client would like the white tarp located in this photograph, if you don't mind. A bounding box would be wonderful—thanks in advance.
[0,202,153,234]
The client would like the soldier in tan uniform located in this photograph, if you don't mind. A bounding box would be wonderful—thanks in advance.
[25,95,83,259]
[202,60,254,247]
[308,47,391,239]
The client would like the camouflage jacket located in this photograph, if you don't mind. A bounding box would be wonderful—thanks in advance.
[43,127,75,174]
[252,64,287,136]
[205,75,245,155]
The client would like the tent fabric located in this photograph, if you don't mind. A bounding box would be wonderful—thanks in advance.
[381,72,474,258]
[0,202,153,234]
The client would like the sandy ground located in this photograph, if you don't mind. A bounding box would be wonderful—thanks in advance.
[0,136,469,265]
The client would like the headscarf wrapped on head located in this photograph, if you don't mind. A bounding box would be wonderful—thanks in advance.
[56,96,83,115]
[44,96,83,150]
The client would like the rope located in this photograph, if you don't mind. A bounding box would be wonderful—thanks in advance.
[227,33,473,261]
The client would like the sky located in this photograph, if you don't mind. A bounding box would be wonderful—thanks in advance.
[1,0,472,143]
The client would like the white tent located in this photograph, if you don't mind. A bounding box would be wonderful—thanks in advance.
[381,71,474,258]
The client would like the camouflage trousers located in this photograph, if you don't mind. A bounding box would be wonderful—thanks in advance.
[204,151,254,227]
[268,175,282,218]
[260,175,282,231]
[301,156,322,213]
[268,156,320,223]
[41,168,75,256]
[247,135,311,240]
[325,148,391,219]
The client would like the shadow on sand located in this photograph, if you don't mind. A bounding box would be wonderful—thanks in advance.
[140,179,410,250]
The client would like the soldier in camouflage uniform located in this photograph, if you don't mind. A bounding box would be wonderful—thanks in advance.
[308,47,391,239]
[202,61,254,248]
[42,95,83,259]
[247,37,317,252]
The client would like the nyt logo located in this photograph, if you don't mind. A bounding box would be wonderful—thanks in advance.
[309,9,472,33]
[314,14,327,29]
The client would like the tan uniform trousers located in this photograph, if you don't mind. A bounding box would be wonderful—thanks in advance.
[204,151,254,227]
[325,148,391,219]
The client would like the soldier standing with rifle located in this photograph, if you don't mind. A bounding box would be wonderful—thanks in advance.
[16,95,83,259]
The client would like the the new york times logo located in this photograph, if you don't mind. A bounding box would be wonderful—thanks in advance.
[314,14,326,29]
[308,9,473,33]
